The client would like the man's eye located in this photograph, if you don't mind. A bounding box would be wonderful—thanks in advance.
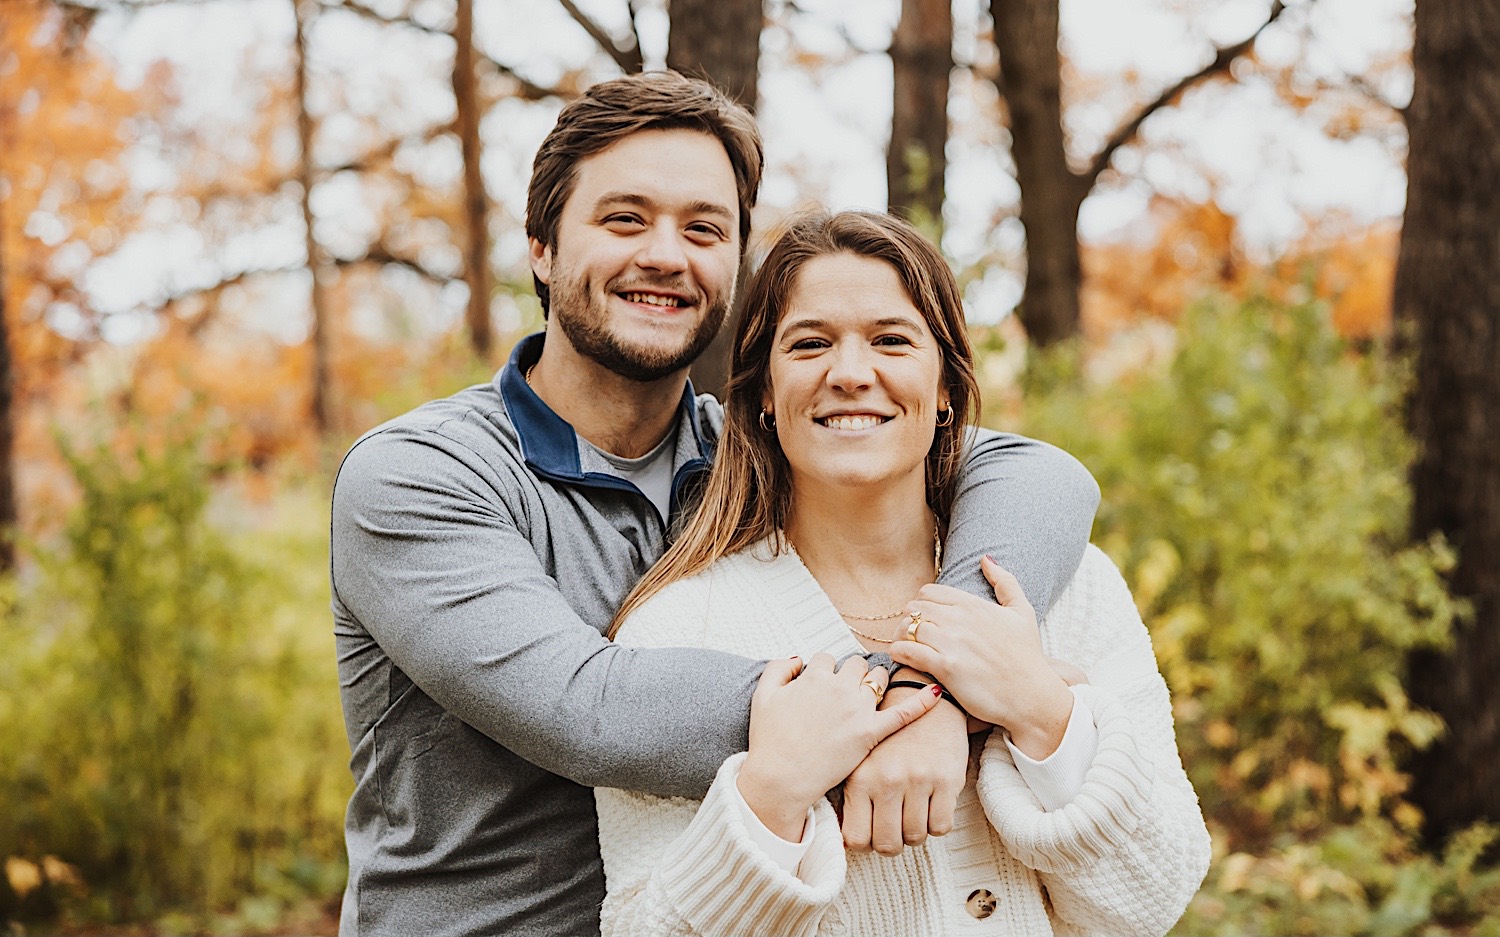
[687,223,725,240]
[605,215,645,227]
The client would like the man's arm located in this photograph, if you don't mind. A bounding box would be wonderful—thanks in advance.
[331,429,762,799]
[940,428,1100,613]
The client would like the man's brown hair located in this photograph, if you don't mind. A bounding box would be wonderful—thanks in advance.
[525,71,764,315]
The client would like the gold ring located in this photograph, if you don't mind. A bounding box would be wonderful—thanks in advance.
[907,611,925,644]
[860,677,886,704]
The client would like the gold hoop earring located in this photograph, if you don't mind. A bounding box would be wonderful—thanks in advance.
[758,410,776,432]
[936,405,955,428]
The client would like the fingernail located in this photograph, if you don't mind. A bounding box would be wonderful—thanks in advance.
[931,684,943,697]
[983,554,995,565]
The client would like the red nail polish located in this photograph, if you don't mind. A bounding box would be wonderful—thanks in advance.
[931,684,943,697]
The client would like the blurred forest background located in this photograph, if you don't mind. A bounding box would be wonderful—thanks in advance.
[2,0,1498,933]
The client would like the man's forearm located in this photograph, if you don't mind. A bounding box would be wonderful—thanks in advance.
[332,430,761,798]
[942,429,1099,614]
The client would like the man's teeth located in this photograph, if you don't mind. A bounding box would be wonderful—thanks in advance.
[621,292,683,307]
[821,415,884,431]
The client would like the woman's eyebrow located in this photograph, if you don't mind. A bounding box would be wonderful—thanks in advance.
[779,315,924,332]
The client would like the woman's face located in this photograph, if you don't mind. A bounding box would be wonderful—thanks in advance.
[763,252,948,497]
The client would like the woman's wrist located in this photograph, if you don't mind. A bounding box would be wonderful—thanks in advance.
[1000,674,1076,761]
[736,756,815,842]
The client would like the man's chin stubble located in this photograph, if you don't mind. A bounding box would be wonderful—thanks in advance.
[561,304,727,383]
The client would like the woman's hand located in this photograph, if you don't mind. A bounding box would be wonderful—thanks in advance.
[736,654,941,841]
[889,556,1076,761]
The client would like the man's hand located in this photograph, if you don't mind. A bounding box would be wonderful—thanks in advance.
[839,685,969,856]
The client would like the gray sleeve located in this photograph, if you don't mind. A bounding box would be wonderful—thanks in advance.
[330,430,761,799]
[939,428,1100,614]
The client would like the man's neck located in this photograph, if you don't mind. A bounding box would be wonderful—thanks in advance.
[526,328,688,459]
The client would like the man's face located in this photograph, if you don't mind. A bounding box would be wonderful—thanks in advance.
[529,128,741,382]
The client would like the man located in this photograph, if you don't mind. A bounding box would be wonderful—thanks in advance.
[330,71,1099,937]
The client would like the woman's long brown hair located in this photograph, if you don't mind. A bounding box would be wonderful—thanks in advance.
[609,210,981,637]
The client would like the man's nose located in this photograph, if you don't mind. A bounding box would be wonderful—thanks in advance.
[636,223,690,274]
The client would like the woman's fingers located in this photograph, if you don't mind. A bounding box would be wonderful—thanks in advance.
[887,639,947,681]
[871,682,939,740]
[805,651,839,673]
[757,655,803,691]
[1047,655,1089,686]
[981,554,1032,612]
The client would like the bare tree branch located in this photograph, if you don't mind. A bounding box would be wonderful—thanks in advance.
[54,0,216,10]
[1340,68,1408,121]
[1082,0,1293,189]
[158,243,456,336]
[319,119,454,177]
[350,243,457,285]
[325,0,568,100]
[555,0,643,73]
[626,0,645,68]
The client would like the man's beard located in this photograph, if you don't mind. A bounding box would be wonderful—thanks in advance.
[550,269,730,383]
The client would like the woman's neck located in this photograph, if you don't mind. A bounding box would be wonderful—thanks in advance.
[785,476,939,634]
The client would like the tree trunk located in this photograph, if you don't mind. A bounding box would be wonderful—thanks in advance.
[888,0,952,233]
[666,0,761,112]
[453,0,492,360]
[668,0,763,398]
[990,0,1084,348]
[293,0,332,433]
[1395,0,1500,840]
[0,202,17,573]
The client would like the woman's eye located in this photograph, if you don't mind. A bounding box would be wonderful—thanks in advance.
[875,334,913,346]
[789,338,828,351]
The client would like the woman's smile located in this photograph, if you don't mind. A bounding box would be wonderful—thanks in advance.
[766,252,946,494]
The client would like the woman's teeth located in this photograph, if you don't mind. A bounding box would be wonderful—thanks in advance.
[820,415,884,431]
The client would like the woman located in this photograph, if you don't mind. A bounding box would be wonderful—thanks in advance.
[594,211,1210,936]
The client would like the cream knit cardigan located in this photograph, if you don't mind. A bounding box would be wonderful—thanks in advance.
[595,542,1211,937]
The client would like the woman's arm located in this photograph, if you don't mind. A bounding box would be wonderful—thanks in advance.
[973,548,1211,937]
[597,575,942,937]
[596,754,846,937]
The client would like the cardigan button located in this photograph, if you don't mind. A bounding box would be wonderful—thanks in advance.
[965,888,997,920]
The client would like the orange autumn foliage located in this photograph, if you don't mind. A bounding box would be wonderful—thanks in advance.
[1082,195,1395,343]
[1,0,170,527]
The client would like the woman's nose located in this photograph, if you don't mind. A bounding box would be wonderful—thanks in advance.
[825,343,874,390]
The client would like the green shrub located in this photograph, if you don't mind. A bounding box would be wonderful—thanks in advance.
[1014,296,1460,842]
[1008,296,1494,934]
[0,419,348,927]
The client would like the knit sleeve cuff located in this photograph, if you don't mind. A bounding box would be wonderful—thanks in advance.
[976,684,1156,873]
[657,752,845,936]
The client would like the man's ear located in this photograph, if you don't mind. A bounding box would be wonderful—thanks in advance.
[528,237,552,284]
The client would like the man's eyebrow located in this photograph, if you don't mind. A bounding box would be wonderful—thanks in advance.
[594,192,735,222]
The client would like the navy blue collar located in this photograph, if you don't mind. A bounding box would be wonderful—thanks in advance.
[497,332,712,488]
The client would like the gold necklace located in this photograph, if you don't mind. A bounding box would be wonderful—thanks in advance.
[835,527,942,643]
